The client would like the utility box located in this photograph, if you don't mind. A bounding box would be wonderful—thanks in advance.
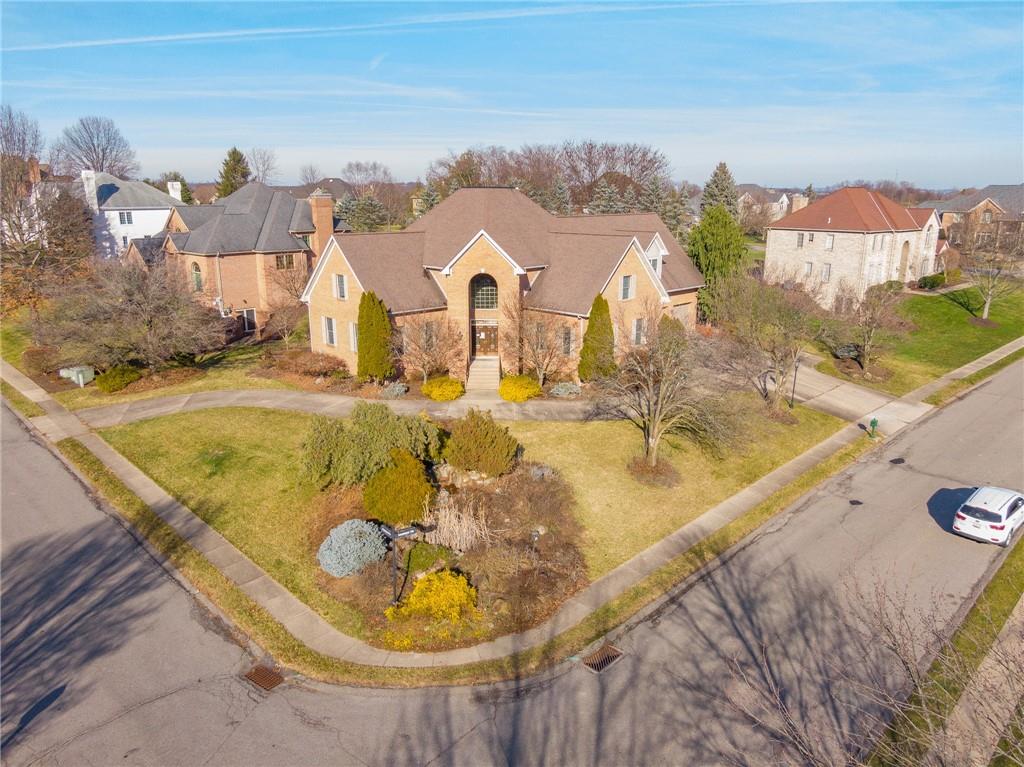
[59,365,95,388]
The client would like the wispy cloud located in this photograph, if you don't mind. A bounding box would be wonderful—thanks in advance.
[2,3,676,52]
[368,53,387,72]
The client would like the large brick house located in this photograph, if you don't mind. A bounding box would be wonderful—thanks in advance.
[765,187,940,305]
[301,187,703,381]
[127,182,348,334]
[920,184,1024,256]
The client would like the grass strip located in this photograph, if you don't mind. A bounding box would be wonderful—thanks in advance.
[1,380,45,418]
[924,347,1024,406]
[871,519,1024,764]
[988,696,1023,767]
[56,432,874,687]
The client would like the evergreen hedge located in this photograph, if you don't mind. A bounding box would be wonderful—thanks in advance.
[364,449,435,526]
[357,291,395,381]
[443,409,519,477]
[578,294,616,381]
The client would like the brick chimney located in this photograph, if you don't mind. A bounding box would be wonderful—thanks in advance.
[80,169,99,212]
[790,194,809,213]
[166,181,182,202]
[308,189,334,256]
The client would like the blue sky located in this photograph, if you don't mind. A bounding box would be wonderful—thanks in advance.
[2,1,1021,187]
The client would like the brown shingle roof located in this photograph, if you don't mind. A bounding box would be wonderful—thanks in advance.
[769,187,926,233]
[324,187,703,316]
[907,207,937,227]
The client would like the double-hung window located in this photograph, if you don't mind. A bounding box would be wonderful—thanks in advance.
[119,211,133,225]
[349,322,358,351]
[632,317,645,345]
[561,326,573,356]
[334,274,347,300]
[808,233,814,243]
[620,274,634,300]
[797,233,805,248]
[804,261,813,278]
[322,317,336,346]
[822,263,832,283]
[825,234,835,251]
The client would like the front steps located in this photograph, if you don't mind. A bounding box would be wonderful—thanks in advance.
[465,357,500,399]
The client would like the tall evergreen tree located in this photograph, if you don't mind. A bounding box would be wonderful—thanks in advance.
[335,193,357,223]
[640,178,666,213]
[357,291,394,381]
[622,187,640,213]
[417,182,442,211]
[659,190,690,247]
[589,178,623,214]
[551,176,572,215]
[804,183,816,202]
[687,205,746,321]
[350,193,386,232]
[216,147,251,198]
[578,294,617,381]
[145,171,194,204]
[701,162,738,219]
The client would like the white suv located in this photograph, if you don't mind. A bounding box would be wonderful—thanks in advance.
[952,487,1024,547]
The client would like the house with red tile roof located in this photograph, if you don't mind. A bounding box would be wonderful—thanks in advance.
[765,187,940,305]
[301,187,703,383]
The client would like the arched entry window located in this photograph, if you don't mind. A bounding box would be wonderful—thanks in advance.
[471,274,497,309]
[191,262,203,292]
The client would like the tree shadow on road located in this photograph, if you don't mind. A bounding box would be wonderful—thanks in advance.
[0,521,164,751]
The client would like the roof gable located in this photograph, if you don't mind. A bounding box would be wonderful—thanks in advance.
[441,230,526,276]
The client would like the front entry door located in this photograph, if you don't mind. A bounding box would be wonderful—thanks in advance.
[473,324,498,356]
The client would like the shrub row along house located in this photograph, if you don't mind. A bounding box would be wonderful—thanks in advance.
[301,187,704,383]
[765,186,941,305]
[127,182,349,333]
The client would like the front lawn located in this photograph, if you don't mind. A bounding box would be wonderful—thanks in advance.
[817,288,1024,396]
[55,342,298,411]
[100,398,844,648]
[0,310,32,372]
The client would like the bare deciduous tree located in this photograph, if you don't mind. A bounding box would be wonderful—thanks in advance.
[392,313,465,383]
[246,147,278,184]
[738,202,773,239]
[823,281,906,372]
[299,163,322,187]
[501,297,571,386]
[263,259,311,348]
[596,303,737,467]
[52,116,138,177]
[33,260,226,368]
[0,105,46,247]
[961,248,1022,321]
[713,273,818,413]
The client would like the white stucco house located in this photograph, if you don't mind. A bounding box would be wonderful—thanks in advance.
[77,170,183,258]
[765,187,940,306]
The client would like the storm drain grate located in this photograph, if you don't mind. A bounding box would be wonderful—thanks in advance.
[890,457,906,465]
[581,643,624,674]
[245,664,284,691]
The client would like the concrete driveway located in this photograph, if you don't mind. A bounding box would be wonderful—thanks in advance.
[2,360,1021,766]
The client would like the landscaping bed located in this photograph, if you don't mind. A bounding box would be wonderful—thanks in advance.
[816,288,1024,396]
[99,397,842,650]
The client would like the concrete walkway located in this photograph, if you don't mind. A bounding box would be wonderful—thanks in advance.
[2,340,1019,668]
[926,595,1024,766]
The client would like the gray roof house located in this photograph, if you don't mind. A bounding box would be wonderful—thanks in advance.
[920,184,1024,219]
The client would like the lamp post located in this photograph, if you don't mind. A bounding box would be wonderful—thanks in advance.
[789,355,801,409]
[380,524,418,605]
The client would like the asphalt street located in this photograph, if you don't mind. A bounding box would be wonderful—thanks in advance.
[2,360,1022,766]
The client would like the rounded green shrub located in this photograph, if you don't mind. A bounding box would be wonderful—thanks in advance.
[499,374,543,403]
[363,449,434,526]
[422,376,464,401]
[385,569,478,624]
[443,409,519,477]
[95,365,144,393]
[317,519,387,577]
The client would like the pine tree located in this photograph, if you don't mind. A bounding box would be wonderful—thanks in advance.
[701,162,738,219]
[622,187,640,213]
[804,183,816,202]
[356,291,394,381]
[215,147,251,198]
[589,178,623,214]
[658,190,690,246]
[335,193,357,223]
[551,177,572,215]
[687,205,746,321]
[419,183,441,212]
[578,294,617,381]
[640,178,666,213]
[350,193,386,232]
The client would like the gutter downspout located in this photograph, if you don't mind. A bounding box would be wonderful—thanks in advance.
[215,251,226,315]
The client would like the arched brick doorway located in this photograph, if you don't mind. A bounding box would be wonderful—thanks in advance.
[898,240,911,281]
[469,273,499,357]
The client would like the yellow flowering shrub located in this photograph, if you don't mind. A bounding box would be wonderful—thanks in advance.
[385,569,479,624]
[498,374,543,403]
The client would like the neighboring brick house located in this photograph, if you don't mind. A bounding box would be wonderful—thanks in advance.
[920,185,1024,256]
[127,182,349,334]
[301,187,703,382]
[765,187,940,305]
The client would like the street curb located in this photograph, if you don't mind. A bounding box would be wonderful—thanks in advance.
[1,399,270,666]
